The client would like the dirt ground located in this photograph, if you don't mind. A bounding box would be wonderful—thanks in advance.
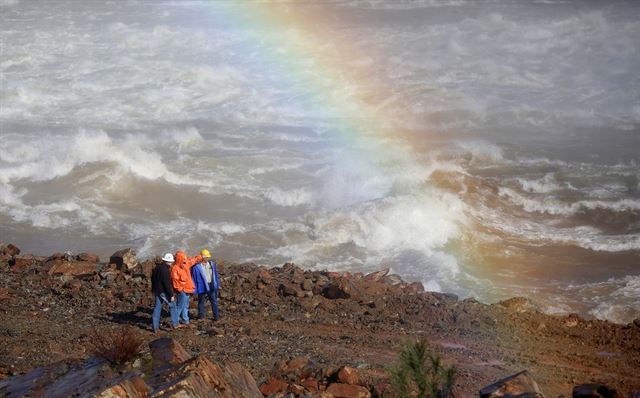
[0,253,638,397]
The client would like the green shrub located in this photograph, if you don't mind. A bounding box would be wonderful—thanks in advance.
[388,339,456,398]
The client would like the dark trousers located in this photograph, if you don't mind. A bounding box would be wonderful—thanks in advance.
[197,289,219,320]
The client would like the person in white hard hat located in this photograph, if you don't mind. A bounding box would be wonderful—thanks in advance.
[151,253,181,332]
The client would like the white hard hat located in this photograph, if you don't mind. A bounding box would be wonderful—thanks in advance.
[161,253,175,263]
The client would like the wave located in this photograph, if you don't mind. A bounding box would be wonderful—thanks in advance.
[498,187,640,216]
[515,173,564,193]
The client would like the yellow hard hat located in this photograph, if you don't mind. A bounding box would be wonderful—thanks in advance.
[201,249,211,258]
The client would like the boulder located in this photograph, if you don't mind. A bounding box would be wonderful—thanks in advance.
[109,248,138,272]
[380,274,403,286]
[149,337,192,370]
[1,243,20,257]
[301,279,314,291]
[363,268,389,283]
[326,383,371,398]
[479,370,544,398]
[498,297,538,313]
[302,378,320,393]
[76,252,100,263]
[337,366,359,385]
[48,261,97,278]
[0,356,148,398]
[259,377,289,396]
[633,319,640,329]
[572,384,618,398]
[136,260,155,278]
[151,355,261,398]
[10,255,36,272]
[323,278,353,300]
[279,283,304,298]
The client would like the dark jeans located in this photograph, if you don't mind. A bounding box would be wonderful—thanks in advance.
[198,289,219,320]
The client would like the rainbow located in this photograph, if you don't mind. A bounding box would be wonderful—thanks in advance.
[196,1,418,160]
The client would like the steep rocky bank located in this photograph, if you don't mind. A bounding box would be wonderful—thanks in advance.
[0,244,639,397]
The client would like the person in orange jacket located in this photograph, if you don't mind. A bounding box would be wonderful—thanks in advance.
[171,250,203,325]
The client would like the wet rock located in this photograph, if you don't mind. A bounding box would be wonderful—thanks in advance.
[48,261,98,278]
[76,252,100,263]
[380,274,403,286]
[337,366,359,385]
[363,268,389,283]
[326,383,371,398]
[259,377,289,396]
[1,243,20,257]
[479,370,544,398]
[572,384,618,398]
[109,248,138,272]
[498,297,539,313]
[323,278,352,300]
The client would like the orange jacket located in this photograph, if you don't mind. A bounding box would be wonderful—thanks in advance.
[171,251,203,294]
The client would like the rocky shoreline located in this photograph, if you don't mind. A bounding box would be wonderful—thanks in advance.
[0,244,639,397]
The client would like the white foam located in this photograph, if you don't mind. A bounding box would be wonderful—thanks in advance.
[498,187,640,216]
[264,187,313,207]
[516,174,563,193]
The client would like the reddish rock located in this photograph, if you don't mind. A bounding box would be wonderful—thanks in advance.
[337,366,359,385]
[279,283,304,298]
[573,384,618,398]
[363,268,389,283]
[326,383,371,398]
[2,243,21,256]
[48,261,97,278]
[323,278,353,300]
[76,252,100,263]
[564,313,582,328]
[109,248,138,272]
[137,260,155,278]
[373,382,390,396]
[149,338,192,370]
[498,297,539,313]
[291,383,305,395]
[301,279,314,291]
[10,255,36,272]
[325,271,341,279]
[286,356,310,373]
[259,377,289,396]
[479,370,544,398]
[404,282,425,294]
[0,287,11,302]
[302,378,320,393]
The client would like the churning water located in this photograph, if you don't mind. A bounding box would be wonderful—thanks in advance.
[1,0,639,323]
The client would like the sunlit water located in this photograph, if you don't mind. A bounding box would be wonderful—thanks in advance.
[1,0,639,323]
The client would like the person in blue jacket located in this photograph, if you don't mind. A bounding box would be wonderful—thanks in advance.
[191,249,221,321]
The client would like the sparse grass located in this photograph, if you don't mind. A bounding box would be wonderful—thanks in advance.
[90,327,143,367]
[388,339,456,398]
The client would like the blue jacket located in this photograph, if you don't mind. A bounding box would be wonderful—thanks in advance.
[191,260,220,295]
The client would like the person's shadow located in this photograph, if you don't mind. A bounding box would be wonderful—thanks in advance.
[100,306,154,330]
